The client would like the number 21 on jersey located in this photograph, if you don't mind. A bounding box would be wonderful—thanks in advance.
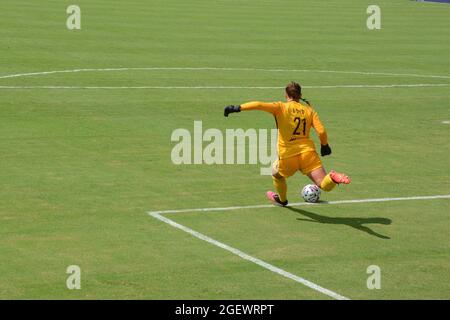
[293,117,306,136]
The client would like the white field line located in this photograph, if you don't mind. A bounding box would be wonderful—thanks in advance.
[0,84,450,90]
[442,120,450,124]
[1,67,450,80]
[148,194,450,215]
[148,194,449,299]
[150,211,350,300]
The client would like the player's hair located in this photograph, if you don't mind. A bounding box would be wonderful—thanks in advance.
[285,81,302,101]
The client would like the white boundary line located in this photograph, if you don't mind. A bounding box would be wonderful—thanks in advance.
[442,120,450,124]
[148,194,450,215]
[1,67,450,80]
[148,194,449,300]
[150,211,350,300]
[0,84,449,90]
[1,67,448,90]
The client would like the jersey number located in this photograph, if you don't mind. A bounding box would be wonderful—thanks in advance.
[293,117,306,136]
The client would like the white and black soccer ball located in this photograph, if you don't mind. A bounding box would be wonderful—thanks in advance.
[301,184,321,203]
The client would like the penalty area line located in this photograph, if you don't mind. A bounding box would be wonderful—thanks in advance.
[147,194,450,215]
[150,211,350,300]
[148,194,449,300]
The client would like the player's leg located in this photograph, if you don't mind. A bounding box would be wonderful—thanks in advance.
[307,166,327,186]
[308,167,351,191]
[266,157,297,206]
[267,172,288,206]
[308,167,335,191]
[301,151,350,191]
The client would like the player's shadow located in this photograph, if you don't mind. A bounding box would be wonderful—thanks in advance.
[286,206,392,239]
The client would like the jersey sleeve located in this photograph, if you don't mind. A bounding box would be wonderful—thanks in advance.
[312,109,328,145]
[240,101,282,116]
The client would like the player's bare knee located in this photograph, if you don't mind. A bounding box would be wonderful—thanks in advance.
[315,177,325,186]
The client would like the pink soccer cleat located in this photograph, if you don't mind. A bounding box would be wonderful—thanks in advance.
[266,191,288,207]
[329,170,351,184]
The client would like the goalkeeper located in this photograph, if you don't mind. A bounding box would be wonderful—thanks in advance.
[224,81,350,206]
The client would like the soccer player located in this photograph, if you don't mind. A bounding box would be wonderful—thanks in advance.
[224,81,350,206]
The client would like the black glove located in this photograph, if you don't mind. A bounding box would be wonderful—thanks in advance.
[224,105,241,117]
[321,144,332,157]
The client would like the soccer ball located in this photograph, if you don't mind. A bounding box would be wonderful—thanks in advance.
[301,184,321,203]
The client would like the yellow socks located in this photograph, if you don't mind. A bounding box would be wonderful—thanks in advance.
[272,173,337,201]
[272,176,288,202]
[320,174,337,192]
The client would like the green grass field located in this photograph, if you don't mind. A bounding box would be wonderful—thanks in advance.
[1,0,449,299]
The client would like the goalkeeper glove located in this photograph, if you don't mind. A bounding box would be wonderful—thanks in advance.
[321,144,332,157]
[224,105,241,117]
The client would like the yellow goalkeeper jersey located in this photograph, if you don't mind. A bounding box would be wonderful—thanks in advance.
[240,100,328,160]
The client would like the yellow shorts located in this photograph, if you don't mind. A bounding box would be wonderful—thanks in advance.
[272,151,323,177]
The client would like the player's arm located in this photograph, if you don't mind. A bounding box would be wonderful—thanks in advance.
[224,102,281,117]
[312,110,332,156]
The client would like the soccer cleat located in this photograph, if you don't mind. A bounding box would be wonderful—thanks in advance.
[266,191,288,207]
[329,170,351,184]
